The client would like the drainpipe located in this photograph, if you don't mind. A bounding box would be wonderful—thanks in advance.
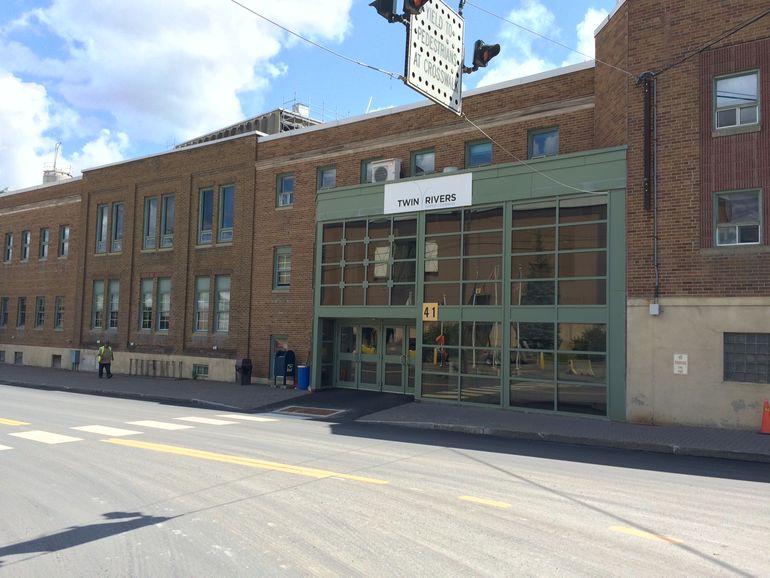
[638,71,660,311]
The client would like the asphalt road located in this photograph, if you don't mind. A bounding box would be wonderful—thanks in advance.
[1,385,768,577]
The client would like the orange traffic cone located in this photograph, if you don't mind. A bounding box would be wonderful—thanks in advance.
[761,400,770,435]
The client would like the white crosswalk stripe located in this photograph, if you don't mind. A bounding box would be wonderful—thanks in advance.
[175,417,238,425]
[71,425,143,437]
[127,420,193,430]
[0,444,13,450]
[10,431,83,444]
[217,414,279,423]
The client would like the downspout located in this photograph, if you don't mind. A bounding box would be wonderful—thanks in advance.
[638,71,660,306]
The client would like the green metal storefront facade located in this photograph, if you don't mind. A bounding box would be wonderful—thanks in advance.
[311,148,627,420]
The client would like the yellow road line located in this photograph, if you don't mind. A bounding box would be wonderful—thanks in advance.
[459,495,512,509]
[103,438,388,485]
[0,418,29,426]
[610,526,683,544]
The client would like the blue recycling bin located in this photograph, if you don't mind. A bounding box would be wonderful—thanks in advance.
[297,365,310,390]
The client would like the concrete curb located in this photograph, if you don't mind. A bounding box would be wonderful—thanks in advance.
[359,420,770,463]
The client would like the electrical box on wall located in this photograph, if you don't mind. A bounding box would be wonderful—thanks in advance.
[649,303,660,316]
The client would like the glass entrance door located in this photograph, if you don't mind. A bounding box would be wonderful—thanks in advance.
[336,321,415,393]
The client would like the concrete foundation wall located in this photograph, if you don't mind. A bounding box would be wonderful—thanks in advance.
[627,297,770,430]
[0,344,239,383]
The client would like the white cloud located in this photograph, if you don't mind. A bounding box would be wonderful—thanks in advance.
[0,0,354,189]
[0,72,54,190]
[561,7,609,66]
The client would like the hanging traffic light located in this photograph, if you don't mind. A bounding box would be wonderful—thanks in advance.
[472,40,500,68]
[403,0,428,15]
[370,0,397,20]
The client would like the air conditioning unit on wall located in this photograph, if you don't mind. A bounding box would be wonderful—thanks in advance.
[370,159,401,183]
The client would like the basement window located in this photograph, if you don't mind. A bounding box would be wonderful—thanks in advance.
[724,333,770,384]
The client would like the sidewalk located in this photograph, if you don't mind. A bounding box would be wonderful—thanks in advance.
[2,364,769,463]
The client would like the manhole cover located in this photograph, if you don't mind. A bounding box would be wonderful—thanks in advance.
[275,406,345,418]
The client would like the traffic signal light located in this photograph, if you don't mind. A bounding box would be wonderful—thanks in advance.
[370,0,397,20]
[472,40,500,68]
[403,0,428,15]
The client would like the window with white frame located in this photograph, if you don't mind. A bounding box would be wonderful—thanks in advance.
[273,246,291,289]
[54,296,64,330]
[3,233,11,262]
[143,197,158,249]
[715,190,760,246]
[715,71,759,130]
[108,280,119,329]
[215,275,230,333]
[218,185,234,242]
[20,230,30,261]
[318,166,336,190]
[194,276,210,332]
[528,127,559,159]
[34,296,45,329]
[140,278,153,330]
[277,174,294,207]
[112,203,124,252]
[96,205,108,253]
[157,277,171,331]
[160,194,174,248]
[39,228,49,259]
[58,225,69,257]
[198,188,214,244]
[92,280,104,329]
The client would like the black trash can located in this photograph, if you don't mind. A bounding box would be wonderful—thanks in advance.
[236,358,253,385]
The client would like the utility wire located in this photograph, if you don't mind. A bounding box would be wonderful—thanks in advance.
[465,1,635,79]
[460,113,607,195]
[654,7,770,77]
[228,0,404,82]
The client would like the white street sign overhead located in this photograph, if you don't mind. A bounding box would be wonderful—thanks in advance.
[405,0,464,115]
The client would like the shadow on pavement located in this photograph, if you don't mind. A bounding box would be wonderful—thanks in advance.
[328,421,770,484]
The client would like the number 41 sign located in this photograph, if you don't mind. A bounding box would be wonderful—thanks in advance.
[422,302,438,321]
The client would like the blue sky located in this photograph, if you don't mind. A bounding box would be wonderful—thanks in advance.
[0,0,619,191]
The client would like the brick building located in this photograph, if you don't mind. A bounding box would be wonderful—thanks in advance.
[1,0,768,429]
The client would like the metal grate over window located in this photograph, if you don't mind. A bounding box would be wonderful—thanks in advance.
[724,332,770,384]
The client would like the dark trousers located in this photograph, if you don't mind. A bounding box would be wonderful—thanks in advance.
[98,362,112,378]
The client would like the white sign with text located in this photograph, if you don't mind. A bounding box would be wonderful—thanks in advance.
[383,172,472,215]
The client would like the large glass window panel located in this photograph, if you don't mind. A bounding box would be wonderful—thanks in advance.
[369,244,390,280]
[215,275,230,332]
[512,203,556,227]
[512,253,556,280]
[391,284,415,305]
[321,264,342,285]
[558,279,606,305]
[277,174,294,207]
[344,242,366,262]
[466,140,492,168]
[320,286,340,306]
[510,380,555,410]
[144,197,157,249]
[111,203,124,252]
[342,285,364,305]
[506,223,539,257]
[39,228,49,259]
[511,351,555,380]
[0,297,8,327]
[529,128,559,158]
[460,376,500,405]
[392,260,416,283]
[557,383,607,415]
[54,296,64,329]
[427,235,461,258]
[421,372,459,400]
[96,205,108,253]
[366,284,388,305]
[559,199,607,223]
[345,220,366,242]
[558,353,607,385]
[108,280,119,329]
[425,257,460,283]
[344,263,365,284]
[322,222,343,243]
[161,195,175,248]
[34,296,45,328]
[558,251,607,277]
[318,166,336,190]
[463,257,502,281]
[465,207,503,231]
[322,244,342,263]
[59,225,69,257]
[368,219,390,239]
[140,278,153,330]
[392,218,417,237]
[157,277,171,331]
[425,210,461,235]
[274,247,291,289]
[513,280,556,306]
[558,223,607,250]
[412,150,435,176]
[715,72,759,129]
[194,276,210,332]
[20,230,30,261]
[464,232,502,256]
[92,280,104,329]
[512,322,555,350]
[198,188,213,244]
[218,185,234,242]
[16,297,26,327]
[559,323,607,352]
[424,283,460,305]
